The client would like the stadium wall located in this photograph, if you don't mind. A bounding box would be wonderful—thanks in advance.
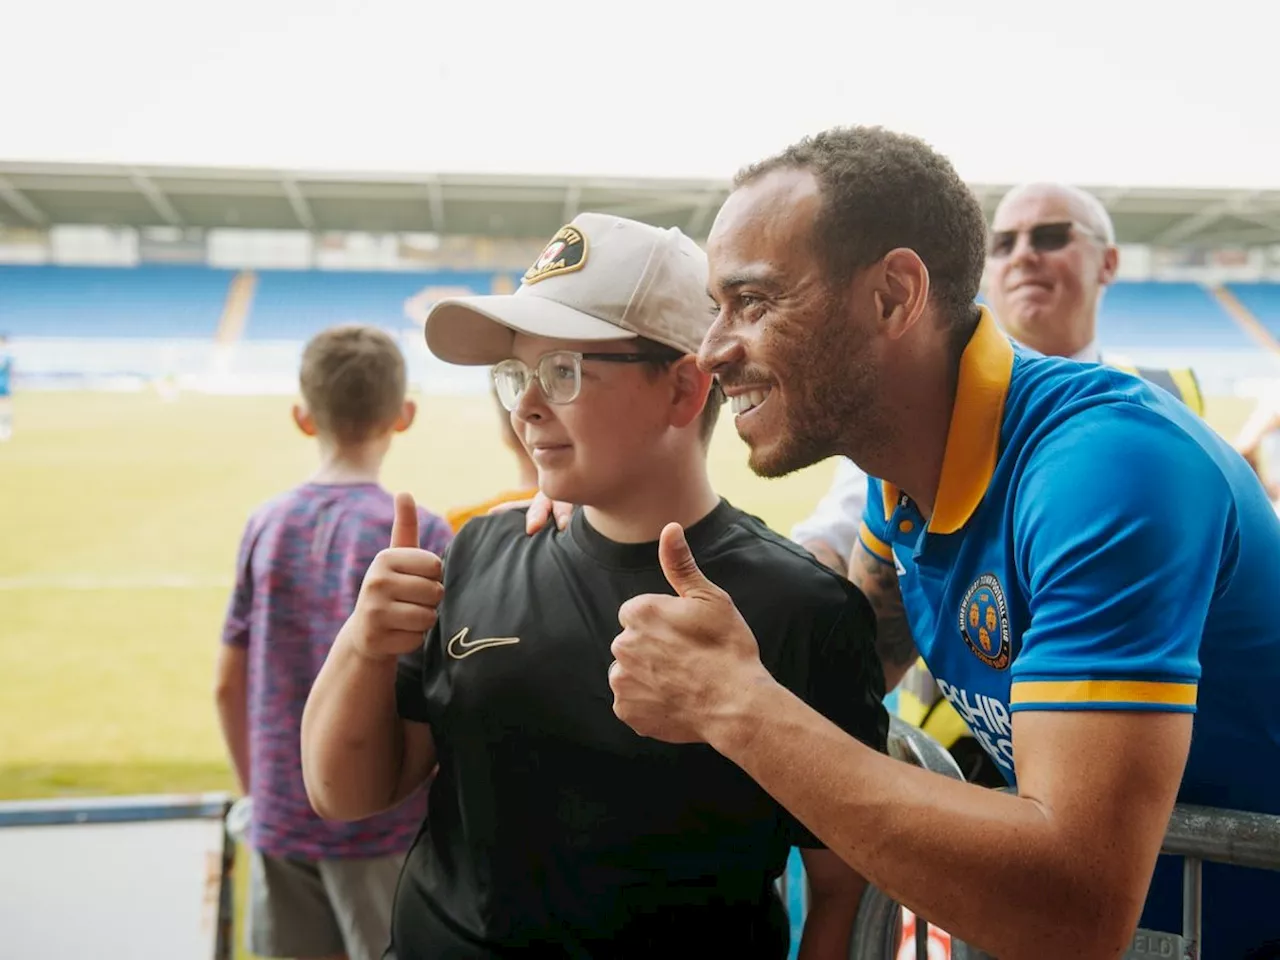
[5,261,1280,399]
[9,336,490,396]
[10,334,1280,401]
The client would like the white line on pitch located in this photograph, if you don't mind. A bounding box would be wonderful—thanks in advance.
[0,575,232,590]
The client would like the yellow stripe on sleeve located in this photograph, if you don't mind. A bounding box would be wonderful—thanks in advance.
[1012,679,1197,708]
[857,522,894,563]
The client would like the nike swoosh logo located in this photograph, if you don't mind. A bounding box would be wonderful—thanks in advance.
[446,627,521,660]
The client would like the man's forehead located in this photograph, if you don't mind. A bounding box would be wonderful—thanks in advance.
[992,184,1091,230]
[713,169,819,232]
[708,169,820,276]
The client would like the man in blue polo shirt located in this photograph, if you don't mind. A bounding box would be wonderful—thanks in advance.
[856,314,1271,793]
[586,126,1280,959]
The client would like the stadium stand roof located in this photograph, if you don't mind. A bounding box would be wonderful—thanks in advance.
[2,160,1279,248]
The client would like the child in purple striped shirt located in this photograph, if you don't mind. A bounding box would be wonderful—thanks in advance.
[215,324,452,960]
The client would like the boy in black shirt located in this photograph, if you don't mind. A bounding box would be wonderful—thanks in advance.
[302,213,887,959]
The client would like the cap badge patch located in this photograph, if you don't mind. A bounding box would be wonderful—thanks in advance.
[523,225,587,285]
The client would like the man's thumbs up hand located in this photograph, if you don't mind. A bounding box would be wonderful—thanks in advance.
[611,527,770,746]
[657,523,725,602]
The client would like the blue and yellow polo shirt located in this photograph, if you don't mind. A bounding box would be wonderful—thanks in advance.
[859,309,1280,954]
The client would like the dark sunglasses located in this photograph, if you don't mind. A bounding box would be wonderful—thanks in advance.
[988,221,1102,259]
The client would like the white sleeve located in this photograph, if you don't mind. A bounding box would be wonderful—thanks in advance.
[789,458,868,562]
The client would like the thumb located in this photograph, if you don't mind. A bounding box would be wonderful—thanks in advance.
[658,523,718,600]
[390,492,420,549]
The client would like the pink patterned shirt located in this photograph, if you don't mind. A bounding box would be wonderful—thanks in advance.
[222,482,452,860]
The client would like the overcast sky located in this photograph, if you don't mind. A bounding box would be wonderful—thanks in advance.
[1,0,1276,188]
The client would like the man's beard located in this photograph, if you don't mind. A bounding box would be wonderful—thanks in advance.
[749,302,881,479]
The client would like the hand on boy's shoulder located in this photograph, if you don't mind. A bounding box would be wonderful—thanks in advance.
[484,495,535,519]
[515,491,574,534]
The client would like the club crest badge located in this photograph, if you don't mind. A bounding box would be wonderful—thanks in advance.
[523,225,587,284]
[958,573,1011,670]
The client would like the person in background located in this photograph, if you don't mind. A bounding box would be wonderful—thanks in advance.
[0,332,14,441]
[1234,392,1280,510]
[215,323,453,960]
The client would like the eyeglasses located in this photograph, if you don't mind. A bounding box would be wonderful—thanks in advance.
[491,350,676,411]
[988,221,1103,259]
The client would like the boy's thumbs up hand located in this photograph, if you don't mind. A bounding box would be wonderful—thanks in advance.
[390,492,420,549]
[341,492,445,662]
[610,523,773,746]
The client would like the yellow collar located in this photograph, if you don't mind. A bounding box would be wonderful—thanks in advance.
[883,307,1014,535]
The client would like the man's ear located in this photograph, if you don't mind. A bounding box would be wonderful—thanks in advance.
[669,357,714,430]
[394,399,417,433]
[292,403,318,437]
[873,248,931,340]
[1098,245,1119,287]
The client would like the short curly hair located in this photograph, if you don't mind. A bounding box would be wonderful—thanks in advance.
[735,126,987,327]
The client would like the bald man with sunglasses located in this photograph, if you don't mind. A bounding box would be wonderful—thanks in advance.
[985,182,1119,362]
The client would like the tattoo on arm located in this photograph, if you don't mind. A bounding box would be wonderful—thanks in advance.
[848,542,917,681]
[801,540,848,575]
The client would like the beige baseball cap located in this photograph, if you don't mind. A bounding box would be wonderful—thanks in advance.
[425,212,711,365]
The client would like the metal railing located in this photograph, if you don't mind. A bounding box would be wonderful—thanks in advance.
[0,792,235,960]
[848,718,1280,960]
[849,717,966,960]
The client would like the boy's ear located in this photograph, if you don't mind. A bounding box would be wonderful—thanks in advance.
[669,356,714,431]
[394,399,417,433]
[292,403,318,437]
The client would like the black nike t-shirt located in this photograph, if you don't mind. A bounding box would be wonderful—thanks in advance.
[392,499,887,960]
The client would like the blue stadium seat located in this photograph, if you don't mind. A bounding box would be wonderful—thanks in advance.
[245,269,504,341]
[1098,281,1253,351]
[2,266,1267,368]
[0,264,235,339]
[1227,283,1280,342]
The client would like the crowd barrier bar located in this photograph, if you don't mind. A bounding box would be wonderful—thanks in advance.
[0,792,235,960]
[849,721,1280,960]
